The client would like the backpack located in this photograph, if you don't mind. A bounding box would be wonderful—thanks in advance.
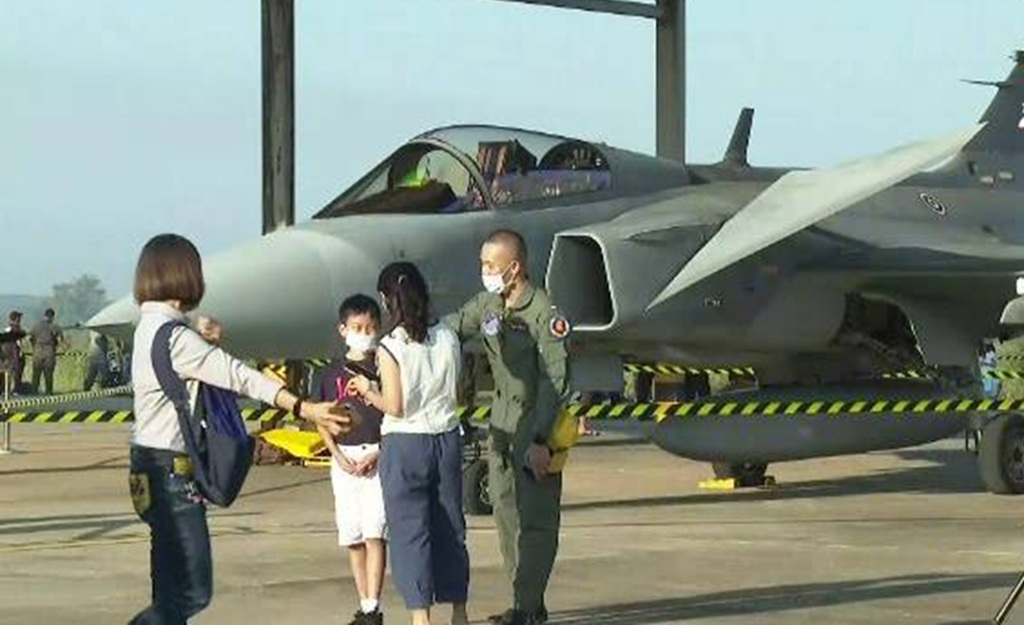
[151,321,255,507]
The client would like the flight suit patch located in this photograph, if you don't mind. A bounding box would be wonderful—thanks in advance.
[129,473,152,517]
[481,311,501,337]
[549,314,571,339]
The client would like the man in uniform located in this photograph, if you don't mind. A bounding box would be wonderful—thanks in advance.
[1,311,26,394]
[29,308,64,395]
[445,230,570,625]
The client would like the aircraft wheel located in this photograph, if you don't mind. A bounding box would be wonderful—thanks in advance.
[712,461,768,487]
[463,458,493,515]
[979,413,1024,495]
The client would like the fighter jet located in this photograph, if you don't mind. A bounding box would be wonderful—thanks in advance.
[91,52,1024,494]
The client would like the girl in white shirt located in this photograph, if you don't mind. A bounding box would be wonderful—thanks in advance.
[349,262,470,625]
[127,233,348,625]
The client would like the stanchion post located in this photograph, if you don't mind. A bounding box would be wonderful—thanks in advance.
[1,370,11,454]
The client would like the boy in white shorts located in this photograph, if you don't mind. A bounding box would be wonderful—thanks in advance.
[314,294,387,625]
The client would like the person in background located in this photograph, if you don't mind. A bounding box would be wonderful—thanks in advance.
[29,307,64,395]
[981,342,1002,399]
[313,295,388,625]
[1,311,26,395]
[127,233,350,625]
[348,262,470,625]
[84,330,111,390]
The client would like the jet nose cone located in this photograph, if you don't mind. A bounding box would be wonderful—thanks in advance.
[90,228,379,359]
[87,296,138,342]
[197,228,379,359]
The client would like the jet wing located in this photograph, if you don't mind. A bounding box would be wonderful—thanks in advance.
[647,124,985,309]
[818,213,1024,264]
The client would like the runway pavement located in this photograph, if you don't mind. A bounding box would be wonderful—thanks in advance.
[1,423,1023,624]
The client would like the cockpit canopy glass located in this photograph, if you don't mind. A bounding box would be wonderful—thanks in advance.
[314,126,612,218]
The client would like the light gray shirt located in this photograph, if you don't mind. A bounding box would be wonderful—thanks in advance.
[131,301,283,452]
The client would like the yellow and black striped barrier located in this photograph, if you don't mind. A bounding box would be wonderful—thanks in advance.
[623,363,757,378]
[1,384,133,412]
[263,359,1024,383]
[8,397,1024,425]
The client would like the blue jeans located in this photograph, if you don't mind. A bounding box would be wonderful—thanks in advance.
[128,446,212,625]
[379,428,470,609]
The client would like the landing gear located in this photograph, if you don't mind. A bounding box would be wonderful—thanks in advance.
[978,413,1024,495]
[712,461,769,487]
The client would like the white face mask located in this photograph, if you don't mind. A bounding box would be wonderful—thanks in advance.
[482,263,515,295]
[344,332,376,353]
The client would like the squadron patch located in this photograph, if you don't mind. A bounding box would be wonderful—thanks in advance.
[549,314,571,339]
[481,311,501,337]
[129,473,152,517]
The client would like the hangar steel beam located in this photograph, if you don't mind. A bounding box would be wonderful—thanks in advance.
[489,0,685,163]
[489,0,660,19]
[262,0,295,234]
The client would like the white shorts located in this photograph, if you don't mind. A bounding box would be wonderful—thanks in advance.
[330,443,387,547]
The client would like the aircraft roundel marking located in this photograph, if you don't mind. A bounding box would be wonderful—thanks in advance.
[918,192,948,216]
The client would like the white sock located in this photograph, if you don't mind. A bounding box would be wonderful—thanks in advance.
[360,598,379,614]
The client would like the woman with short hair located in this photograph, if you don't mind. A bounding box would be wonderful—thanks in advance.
[348,261,470,625]
[127,233,349,625]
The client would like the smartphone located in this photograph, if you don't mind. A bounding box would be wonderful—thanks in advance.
[344,360,380,382]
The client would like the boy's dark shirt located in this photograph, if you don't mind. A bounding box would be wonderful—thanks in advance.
[312,355,383,446]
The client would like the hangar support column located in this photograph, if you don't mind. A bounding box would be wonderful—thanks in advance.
[655,0,685,162]
[262,0,295,234]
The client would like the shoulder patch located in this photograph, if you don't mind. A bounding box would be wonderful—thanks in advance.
[549,313,571,339]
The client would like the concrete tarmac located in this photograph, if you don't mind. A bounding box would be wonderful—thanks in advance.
[2,424,1023,625]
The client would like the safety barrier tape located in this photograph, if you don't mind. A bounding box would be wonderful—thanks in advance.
[623,363,756,378]
[0,384,133,412]
[263,360,760,379]
[21,351,90,359]
[988,370,1024,380]
[6,397,1024,424]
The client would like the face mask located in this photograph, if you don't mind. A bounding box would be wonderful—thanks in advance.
[345,332,376,353]
[482,263,515,295]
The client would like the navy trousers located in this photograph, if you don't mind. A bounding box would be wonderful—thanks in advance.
[128,446,212,625]
[379,428,470,609]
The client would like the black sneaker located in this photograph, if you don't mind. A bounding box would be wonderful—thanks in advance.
[348,611,383,625]
[362,610,383,625]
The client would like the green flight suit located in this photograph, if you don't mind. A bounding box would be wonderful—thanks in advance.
[446,283,570,614]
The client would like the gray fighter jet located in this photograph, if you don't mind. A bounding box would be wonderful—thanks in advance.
[91,53,1024,493]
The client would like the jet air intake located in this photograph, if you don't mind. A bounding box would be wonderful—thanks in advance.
[546,235,614,329]
[546,204,715,331]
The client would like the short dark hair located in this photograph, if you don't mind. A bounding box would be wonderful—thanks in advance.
[338,294,381,325]
[485,229,528,264]
[133,234,206,311]
[8,311,22,322]
[377,262,431,343]
[44,308,55,319]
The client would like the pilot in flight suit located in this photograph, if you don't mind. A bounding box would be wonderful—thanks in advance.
[445,230,570,625]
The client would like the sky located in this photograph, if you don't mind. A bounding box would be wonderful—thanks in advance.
[1,0,1020,296]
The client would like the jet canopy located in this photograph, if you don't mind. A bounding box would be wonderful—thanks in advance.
[315,125,613,217]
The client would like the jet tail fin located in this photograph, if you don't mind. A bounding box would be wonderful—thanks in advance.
[962,51,1024,154]
[722,107,754,166]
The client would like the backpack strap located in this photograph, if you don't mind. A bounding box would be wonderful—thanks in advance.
[151,320,204,450]
[151,321,190,410]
